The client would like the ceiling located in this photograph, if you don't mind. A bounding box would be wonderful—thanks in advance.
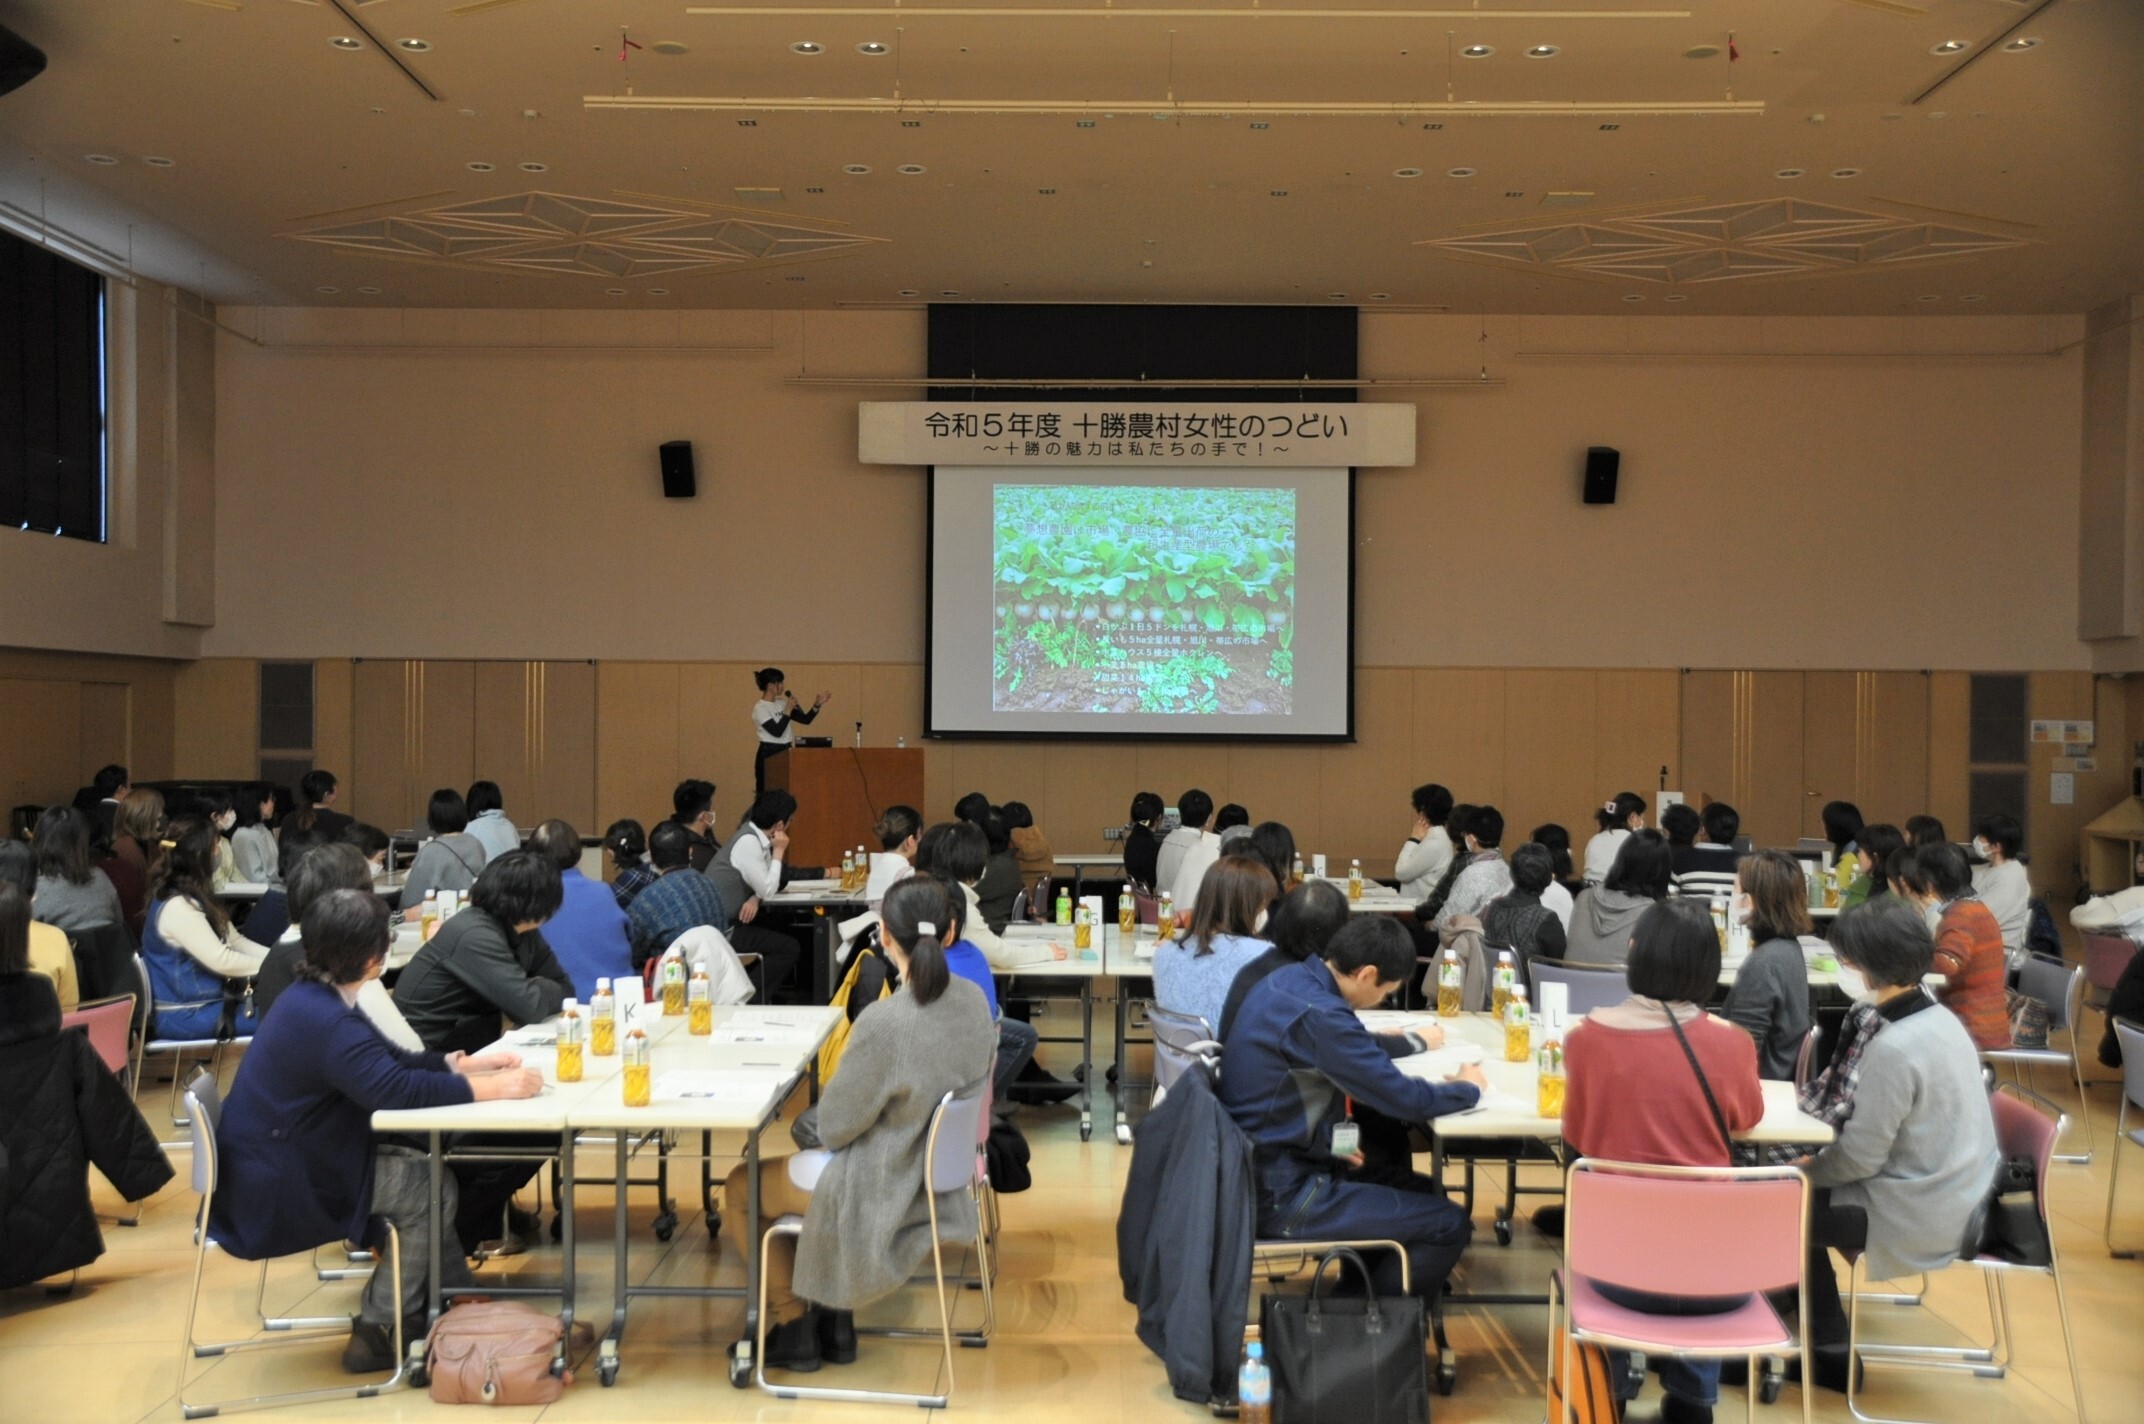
[0,0,2137,313]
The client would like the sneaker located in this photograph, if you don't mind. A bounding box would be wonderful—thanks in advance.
[1531,1205,1566,1239]
[1661,1396,1714,1424]
[762,1309,825,1373]
[818,1308,858,1365]
[342,1321,397,1374]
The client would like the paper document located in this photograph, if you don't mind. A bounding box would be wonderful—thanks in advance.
[1447,1090,1537,1120]
[1392,1043,1487,1081]
[653,1070,788,1101]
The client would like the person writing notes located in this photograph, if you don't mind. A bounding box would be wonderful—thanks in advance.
[752,667,830,792]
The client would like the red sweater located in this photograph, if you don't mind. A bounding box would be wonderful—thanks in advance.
[1563,1011,1764,1168]
[1934,899,2011,1051]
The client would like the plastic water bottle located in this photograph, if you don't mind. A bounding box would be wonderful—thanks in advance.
[1239,1337,1272,1424]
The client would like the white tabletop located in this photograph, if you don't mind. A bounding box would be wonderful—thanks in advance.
[1365,1011,1834,1145]
[226,870,404,901]
[386,921,424,971]
[763,879,869,908]
[997,923,1113,976]
[1103,925,1161,982]
[1056,853,1130,868]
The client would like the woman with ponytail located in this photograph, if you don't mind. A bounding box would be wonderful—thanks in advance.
[141,816,267,1040]
[724,874,997,1374]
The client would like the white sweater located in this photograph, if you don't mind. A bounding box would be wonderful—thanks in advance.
[1394,833,1454,903]
[1582,828,1631,886]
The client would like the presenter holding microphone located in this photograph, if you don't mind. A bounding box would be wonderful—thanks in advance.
[752,668,830,792]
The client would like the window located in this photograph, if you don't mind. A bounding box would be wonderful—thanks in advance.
[0,227,106,540]
[258,662,315,788]
[1967,673,2028,841]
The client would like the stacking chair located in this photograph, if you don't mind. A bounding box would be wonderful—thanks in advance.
[133,954,250,1139]
[1792,1024,1822,1091]
[1528,958,1630,1020]
[2081,933,2139,1013]
[1982,954,2091,1163]
[754,1085,993,1407]
[2103,1018,2144,1257]
[1146,1004,1219,1107]
[59,993,145,1227]
[1844,1086,2086,1424]
[176,1069,409,1418]
[1553,1158,1812,1424]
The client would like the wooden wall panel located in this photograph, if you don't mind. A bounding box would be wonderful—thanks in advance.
[1505,671,1597,852]
[472,661,535,823]
[415,661,476,810]
[1926,672,1971,838]
[1801,672,1860,839]
[677,663,758,826]
[1046,744,1141,856]
[350,660,412,830]
[314,659,354,790]
[538,661,598,834]
[1317,668,1413,874]
[595,662,681,833]
[1594,669,1680,832]
[171,658,256,780]
[1747,672,1807,850]
[1133,745,1236,827]
[1411,670,1507,816]
[1679,672,1736,812]
[858,664,926,753]
[1862,672,1931,831]
[0,679,81,809]
[1229,745,1325,858]
[77,684,133,790]
[2029,672,2101,902]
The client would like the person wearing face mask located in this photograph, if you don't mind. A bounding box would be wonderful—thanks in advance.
[1720,850,1815,1079]
[1900,843,2010,1051]
[229,784,281,886]
[1839,823,1904,911]
[1153,855,1279,1035]
[1967,814,2031,971]
[1582,791,1648,887]
[194,789,241,893]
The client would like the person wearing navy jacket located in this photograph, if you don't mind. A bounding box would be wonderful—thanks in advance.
[1219,915,1488,1303]
[212,889,542,1373]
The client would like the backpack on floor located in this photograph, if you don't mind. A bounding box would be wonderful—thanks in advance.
[984,1117,1032,1194]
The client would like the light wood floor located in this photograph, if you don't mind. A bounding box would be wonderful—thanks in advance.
[6,1004,2139,1424]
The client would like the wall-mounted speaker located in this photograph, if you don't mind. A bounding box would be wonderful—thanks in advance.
[1582,445,1620,505]
[658,440,696,499]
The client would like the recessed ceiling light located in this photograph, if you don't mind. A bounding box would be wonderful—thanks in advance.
[1930,40,1970,56]
[896,164,927,175]
[843,164,871,174]
[1622,294,1645,302]
[1830,167,1861,179]
[1526,45,1560,59]
[83,153,118,165]
[315,285,341,295]
[653,41,690,56]
[605,288,628,296]
[791,41,823,55]
[143,156,176,168]
[519,161,547,173]
[898,289,921,297]
[858,41,889,56]
[1926,111,1948,120]
[1393,167,1423,178]
[1461,44,1494,59]
[647,288,669,295]
[939,289,960,297]
[1663,293,1688,302]
[397,38,431,53]
[1326,293,1348,301]
[1916,294,1942,302]
[466,161,495,172]
[1775,168,1805,179]
[329,36,362,51]
[356,286,382,295]
[2003,37,2041,53]
[1368,293,1391,301]
[1683,44,1721,60]
[1446,167,1476,178]
[1960,293,1986,303]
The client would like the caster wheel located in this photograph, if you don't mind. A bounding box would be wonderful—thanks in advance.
[1494,1218,1512,1247]
[1079,1123,1093,1142]
[652,1211,676,1243]
[1115,1124,1132,1145]
[705,1211,721,1241]
[727,1341,754,1389]
[599,1361,618,1388]
[1436,1364,1457,1396]
[1759,1369,1782,1405]
[549,1214,563,1243]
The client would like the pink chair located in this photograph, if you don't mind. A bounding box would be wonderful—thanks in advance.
[59,993,143,1228]
[1553,1159,1812,1424]
[1844,1086,2086,1424]
[2104,1018,2144,1257]
[2083,933,2139,1011]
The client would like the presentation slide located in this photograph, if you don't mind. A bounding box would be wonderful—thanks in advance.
[929,467,1352,739]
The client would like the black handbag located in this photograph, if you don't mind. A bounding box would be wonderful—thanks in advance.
[1259,1246,1429,1424]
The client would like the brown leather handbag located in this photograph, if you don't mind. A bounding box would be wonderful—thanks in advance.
[426,1302,571,1405]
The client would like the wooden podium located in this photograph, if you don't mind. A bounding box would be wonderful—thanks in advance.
[765,747,926,869]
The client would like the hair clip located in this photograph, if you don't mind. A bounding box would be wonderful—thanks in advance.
[1603,800,1619,815]
[159,838,179,850]
[914,921,936,937]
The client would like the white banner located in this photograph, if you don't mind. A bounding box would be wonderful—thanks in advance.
[859,401,1415,468]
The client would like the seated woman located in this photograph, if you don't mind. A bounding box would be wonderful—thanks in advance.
[865,804,921,906]
[974,808,1023,932]
[229,783,281,886]
[252,843,422,1049]
[1720,849,1815,1080]
[1219,878,1352,1042]
[1122,791,1166,891]
[102,788,166,939]
[1900,843,2010,1051]
[912,825,1047,1096]
[1787,897,2000,1391]
[1003,801,1055,884]
[0,843,78,1010]
[213,889,542,1371]
[397,788,489,922]
[0,883,173,1291]
[1531,822,1581,927]
[340,822,392,878]
[1582,792,1648,887]
[142,818,267,1041]
[604,819,656,909]
[1478,842,1568,975]
[1565,829,1673,967]
[1395,783,1455,904]
[237,826,323,950]
[1152,854,1279,1035]
[1840,823,1904,911]
[31,805,124,938]
[1563,898,1764,1424]
[193,788,241,892]
[730,875,998,1373]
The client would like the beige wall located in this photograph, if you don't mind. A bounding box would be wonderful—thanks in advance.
[0,648,177,814]
[0,282,217,661]
[205,307,2088,670]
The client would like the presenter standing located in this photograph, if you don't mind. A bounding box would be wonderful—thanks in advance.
[752,668,831,793]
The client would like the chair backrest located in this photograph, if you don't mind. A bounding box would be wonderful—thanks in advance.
[183,1067,223,1196]
[1529,958,1630,1019]
[1990,1085,2060,1222]
[1134,889,1159,927]
[927,1087,988,1194]
[1792,1023,1822,1091]
[1566,1159,1807,1297]
[2115,1019,2144,1116]
[2084,933,2141,992]
[59,994,136,1077]
[1147,1004,1220,1094]
[2016,953,2079,1033]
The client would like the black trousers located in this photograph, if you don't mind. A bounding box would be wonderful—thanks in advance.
[754,741,783,793]
[731,920,803,1003]
[447,1132,553,1253]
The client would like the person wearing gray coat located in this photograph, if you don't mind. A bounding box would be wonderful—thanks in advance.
[1562,830,1674,967]
[726,875,997,1373]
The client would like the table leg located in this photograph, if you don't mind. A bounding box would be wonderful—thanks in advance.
[605,1135,630,1345]
[557,1128,575,1337]
[427,1130,445,1330]
[1113,981,1132,1145]
[743,1128,762,1340]
[1075,978,1093,1142]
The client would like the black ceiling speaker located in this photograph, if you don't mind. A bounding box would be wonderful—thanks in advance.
[0,26,46,98]
[1582,445,1621,505]
[658,440,696,498]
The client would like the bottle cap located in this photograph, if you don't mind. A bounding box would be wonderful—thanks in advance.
[596,978,610,990]
[563,998,578,1012]
[1247,1341,1263,1360]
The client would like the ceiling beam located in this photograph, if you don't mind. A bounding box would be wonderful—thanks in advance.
[585,95,1763,117]
[685,6,1693,17]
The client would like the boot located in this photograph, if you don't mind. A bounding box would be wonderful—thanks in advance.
[341,1320,397,1374]
[762,1308,825,1373]
[1660,1395,1714,1424]
[819,1307,858,1365]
